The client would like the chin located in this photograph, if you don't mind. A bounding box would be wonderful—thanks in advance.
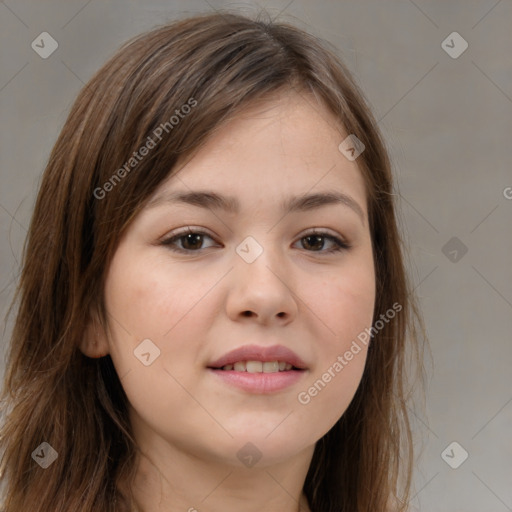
[216,433,314,468]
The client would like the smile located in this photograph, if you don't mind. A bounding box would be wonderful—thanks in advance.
[207,344,308,393]
[219,361,294,372]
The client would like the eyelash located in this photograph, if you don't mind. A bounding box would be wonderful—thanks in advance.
[160,227,351,255]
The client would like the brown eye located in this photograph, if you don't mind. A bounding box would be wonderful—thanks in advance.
[296,231,351,254]
[161,228,217,253]
[301,234,326,251]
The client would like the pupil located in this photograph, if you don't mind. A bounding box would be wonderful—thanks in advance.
[304,235,323,251]
[184,233,202,250]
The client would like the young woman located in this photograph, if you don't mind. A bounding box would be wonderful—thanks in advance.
[0,11,427,512]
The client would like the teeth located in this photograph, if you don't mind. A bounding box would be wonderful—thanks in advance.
[233,361,246,372]
[246,361,263,373]
[220,360,295,372]
[263,361,279,373]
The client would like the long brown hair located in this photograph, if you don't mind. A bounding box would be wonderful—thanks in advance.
[0,10,427,512]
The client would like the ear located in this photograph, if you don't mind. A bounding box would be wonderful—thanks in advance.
[79,306,110,359]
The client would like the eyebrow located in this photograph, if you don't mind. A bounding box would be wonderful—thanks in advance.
[146,189,365,224]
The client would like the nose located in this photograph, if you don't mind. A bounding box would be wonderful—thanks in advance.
[225,237,299,326]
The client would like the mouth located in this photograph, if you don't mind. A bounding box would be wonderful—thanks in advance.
[212,360,299,372]
[207,344,307,393]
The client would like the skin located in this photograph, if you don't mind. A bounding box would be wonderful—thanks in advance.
[81,90,376,512]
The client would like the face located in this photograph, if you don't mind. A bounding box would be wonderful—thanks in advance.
[86,91,376,469]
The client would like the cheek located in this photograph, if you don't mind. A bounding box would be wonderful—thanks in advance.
[104,246,214,344]
[309,254,376,347]
[102,247,224,436]
[294,255,375,428]
[103,245,228,404]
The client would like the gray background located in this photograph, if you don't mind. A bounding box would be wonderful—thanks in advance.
[1,1,511,511]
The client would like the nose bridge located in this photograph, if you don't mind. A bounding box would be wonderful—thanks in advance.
[235,233,282,278]
[231,233,294,302]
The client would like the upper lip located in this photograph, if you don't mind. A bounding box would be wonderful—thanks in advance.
[208,344,307,370]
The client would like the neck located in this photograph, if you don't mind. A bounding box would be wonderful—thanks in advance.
[126,431,314,512]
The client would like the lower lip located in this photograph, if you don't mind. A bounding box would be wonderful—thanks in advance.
[208,369,306,393]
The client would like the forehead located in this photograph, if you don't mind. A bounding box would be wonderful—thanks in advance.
[152,91,368,217]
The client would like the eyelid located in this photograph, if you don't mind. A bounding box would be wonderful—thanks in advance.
[159,226,219,250]
[160,226,216,240]
[298,227,350,245]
